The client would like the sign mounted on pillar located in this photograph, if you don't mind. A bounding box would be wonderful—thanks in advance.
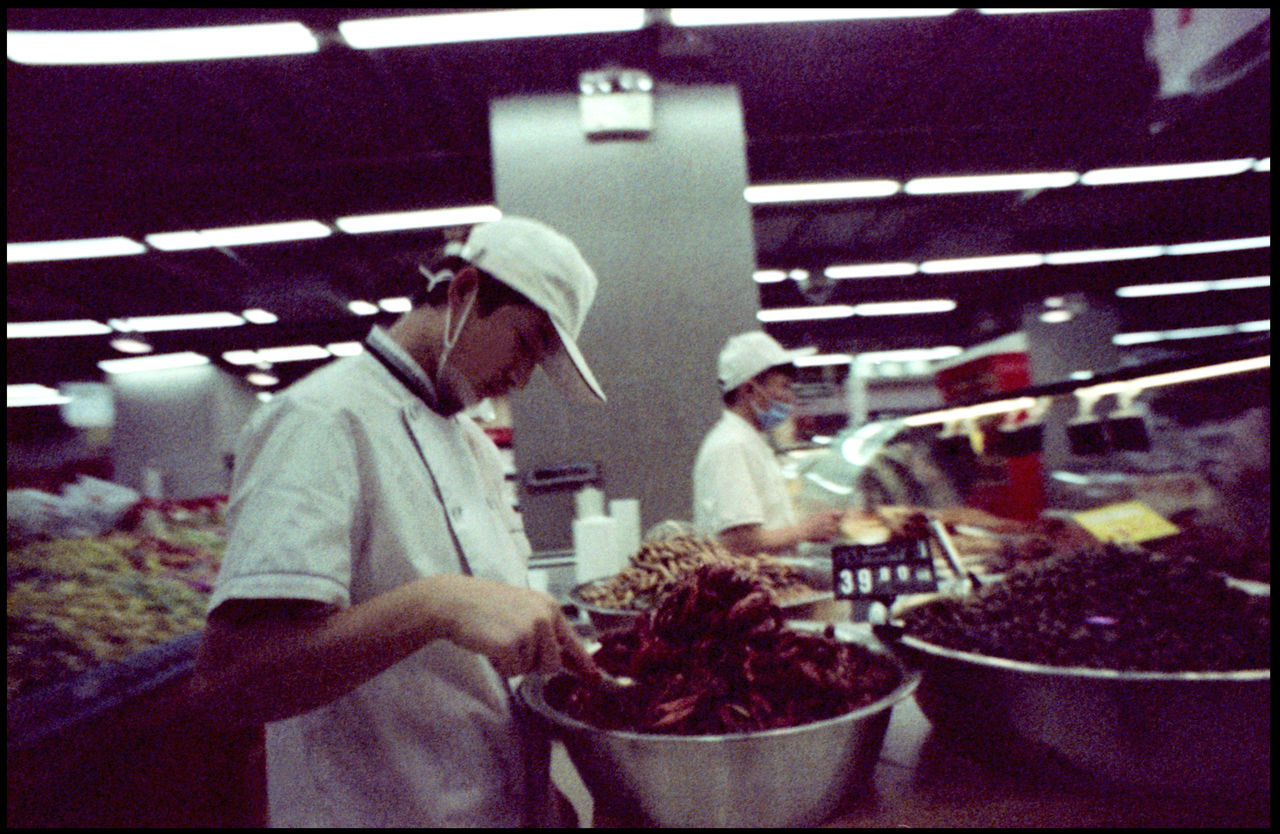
[578,68,653,140]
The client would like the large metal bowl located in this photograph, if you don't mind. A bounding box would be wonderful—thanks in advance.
[517,634,920,827]
[889,631,1270,793]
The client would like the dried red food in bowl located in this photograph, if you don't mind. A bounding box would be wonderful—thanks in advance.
[548,564,901,735]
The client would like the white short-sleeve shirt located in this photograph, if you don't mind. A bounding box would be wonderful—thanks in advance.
[210,343,534,827]
[692,410,797,537]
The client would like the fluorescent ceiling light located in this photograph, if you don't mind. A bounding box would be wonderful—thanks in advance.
[378,297,413,313]
[978,8,1112,14]
[1079,356,1269,398]
[1164,236,1269,256]
[903,397,1039,427]
[1044,245,1164,265]
[256,345,331,363]
[348,300,380,316]
[919,253,1044,273]
[1255,158,1270,172]
[754,270,788,284]
[7,22,318,65]
[825,262,918,279]
[339,9,646,48]
[8,320,113,339]
[1237,319,1270,333]
[794,353,853,367]
[857,346,963,363]
[757,305,855,322]
[110,337,154,354]
[145,220,330,251]
[222,351,261,366]
[1116,276,1270,297]
[670,9,958,26]
[241,308,279,324]
[257,392,274,403]
[99,352,210,375]
[1080,158,1256,186]
[745,180,900,204]
[335,205,502,234]
[8,237,146,263]
[905,171,1078,194]
[1112,331,1163,346]
[854,299,956,316]
[1112,319,1270,345]
[109,312,245,333]
[326,342,365,357]
[8,384,71,408]
[246,372,279,387]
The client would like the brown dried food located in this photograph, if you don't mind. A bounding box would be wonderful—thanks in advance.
[548,564,901,735]
[900,543,1270,672]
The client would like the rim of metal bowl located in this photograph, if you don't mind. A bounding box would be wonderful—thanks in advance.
[567,580,832,619]
[894,632,1271,682]
[519,648,921,744]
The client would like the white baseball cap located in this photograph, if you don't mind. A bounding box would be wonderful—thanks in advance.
[717,331,803,393]
[449,217,606,403]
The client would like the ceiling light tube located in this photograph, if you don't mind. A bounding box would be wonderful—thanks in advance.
[1236,319,1269,333]
[145,220,330,251]
[7,22,318,65]
[919,253,1044,273]
[1254,158,1270,172]
[854,299,956,316]
[794,353,854,367]
[903,396,1039,427]
[1212,276,1270,291]
[1077,356,1269,398]
[1043,245,1164,265]
[348,300,380,316]
[1080,158,1256,185]
[745,180,900,204]
[222,350,261,366]
[110,337,154,355]
[7,237,147,263]
[756,305,856,322]
[335,205,502,234]
[824,262,919,279]
[339,9,646,48]
[255,345,331,363]
[753,270,788,283]
[241,308,279,324]
[7,384,72,408]
[8,320,114,339]
[98,352,211,375]
[1163,236,1269,256]
[978,8,1112,14]
[109,312,245,333]
[671,9,958,26]
[1115,281,1213,298]
[326,342,365,357]
[905,171,1078,194]
[378,297,413,313]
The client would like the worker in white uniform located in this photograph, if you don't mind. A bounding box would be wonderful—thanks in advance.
[189,217,607,827]
[693,331,843,555]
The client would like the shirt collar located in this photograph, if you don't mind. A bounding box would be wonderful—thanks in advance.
[364,326,453,416]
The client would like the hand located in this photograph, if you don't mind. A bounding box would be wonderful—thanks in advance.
[800,510,844,543]
[424,575,596,677]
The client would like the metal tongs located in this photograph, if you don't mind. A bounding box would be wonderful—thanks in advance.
[927,518,984,595]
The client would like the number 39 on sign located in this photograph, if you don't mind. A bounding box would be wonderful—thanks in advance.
[832,539,938,599]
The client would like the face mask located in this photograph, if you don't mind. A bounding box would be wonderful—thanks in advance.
[434,286,480,414]
[752,399,794,432]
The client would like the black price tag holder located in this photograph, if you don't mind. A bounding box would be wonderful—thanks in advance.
[832,537,939,601]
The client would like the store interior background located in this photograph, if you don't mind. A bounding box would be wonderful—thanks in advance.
[7,9,1270,548]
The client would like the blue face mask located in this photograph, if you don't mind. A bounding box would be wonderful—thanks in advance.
[752,399,794,432]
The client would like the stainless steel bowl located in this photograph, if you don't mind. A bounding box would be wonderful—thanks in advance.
[891,632,1270,793]
[517,636,920,827]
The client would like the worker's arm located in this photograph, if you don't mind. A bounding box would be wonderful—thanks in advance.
[187,574,594,727]
[717,510,843,555]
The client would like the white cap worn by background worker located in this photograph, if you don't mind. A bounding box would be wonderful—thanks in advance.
[427,216,606,403]
[717,331,805,393]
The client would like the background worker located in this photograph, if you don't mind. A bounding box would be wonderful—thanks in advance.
[693,331,843,555]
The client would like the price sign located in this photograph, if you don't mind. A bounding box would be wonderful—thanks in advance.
[1072,500,1180,544]
[832,539,938,599]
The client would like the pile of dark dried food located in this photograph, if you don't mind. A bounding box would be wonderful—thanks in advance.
[548,564,901,735]
[899,544,1270,672]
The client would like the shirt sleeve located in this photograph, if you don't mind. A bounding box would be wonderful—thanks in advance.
[208,399,361,613]
[694,437,768,536]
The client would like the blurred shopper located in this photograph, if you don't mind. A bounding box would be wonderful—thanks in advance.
[693,331,843,554]
[189,217,606,826]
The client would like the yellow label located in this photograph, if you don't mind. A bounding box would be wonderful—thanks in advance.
[1072,500,1181,544]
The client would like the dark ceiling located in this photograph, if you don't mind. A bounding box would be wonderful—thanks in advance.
[6,8,1271,392]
